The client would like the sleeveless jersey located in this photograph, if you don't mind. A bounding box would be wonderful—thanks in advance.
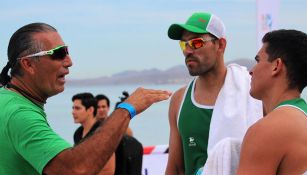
[275,98,307,115]
[178,80,213,175]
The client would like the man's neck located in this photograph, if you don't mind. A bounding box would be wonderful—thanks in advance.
[198,61,227,87]
[81,117,97,137]
[194,65,227,105]
[262,88,301,114]
[8,78,46,106]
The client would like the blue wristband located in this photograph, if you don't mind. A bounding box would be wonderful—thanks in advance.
[116,102,136,119]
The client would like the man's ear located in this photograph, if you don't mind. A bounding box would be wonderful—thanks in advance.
[217,38,226,53]
[272,58,283,76]
[19,58,36,75]
[87,106,95,116]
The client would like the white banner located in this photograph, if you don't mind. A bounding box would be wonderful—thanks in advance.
[142,154,168,175]
[256,0,280,49]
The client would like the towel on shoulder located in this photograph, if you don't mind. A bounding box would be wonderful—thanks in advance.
[201,64,263,175]
[208,63,263,151]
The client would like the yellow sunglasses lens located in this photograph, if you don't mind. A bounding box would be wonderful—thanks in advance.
[179,41,186,51]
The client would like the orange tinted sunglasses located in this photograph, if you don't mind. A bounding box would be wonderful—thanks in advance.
[179,37,216,51]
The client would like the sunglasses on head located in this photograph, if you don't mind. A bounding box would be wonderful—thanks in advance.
[179,37,216,52]
[18,45,69,60]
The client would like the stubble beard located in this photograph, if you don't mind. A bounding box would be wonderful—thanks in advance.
[188,67,200,76]
[185,55,213,76]
[186,55,200,76]
[187,63,214,76]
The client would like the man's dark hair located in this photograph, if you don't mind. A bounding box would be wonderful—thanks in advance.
[262,29,307,92]
[0,23,57,86]
[72,92,98,116]
[95,94,110,107]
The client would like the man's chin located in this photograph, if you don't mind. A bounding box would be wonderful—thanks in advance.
[49,86,65,97]
[97,115,107,120]
[188,69,199,76]
[249,90,261,100]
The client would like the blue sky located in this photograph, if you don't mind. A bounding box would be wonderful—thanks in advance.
[0,0,306,79]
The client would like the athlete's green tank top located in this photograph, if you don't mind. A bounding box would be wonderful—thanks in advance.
[178,80,213,175]
[275,98,307,115]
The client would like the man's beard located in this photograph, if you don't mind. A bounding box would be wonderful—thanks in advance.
[186,56,213,76]
[187,66,213,76]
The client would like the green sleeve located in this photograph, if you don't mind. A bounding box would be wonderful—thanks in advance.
[8,109,72,174]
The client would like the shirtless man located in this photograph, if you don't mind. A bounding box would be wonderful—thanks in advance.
[237,29,307,175]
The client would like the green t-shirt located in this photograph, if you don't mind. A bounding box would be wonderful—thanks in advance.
[0,88,71,175]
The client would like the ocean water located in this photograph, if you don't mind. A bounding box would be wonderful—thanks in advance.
[45,84,307,147]
[45,84,183,146]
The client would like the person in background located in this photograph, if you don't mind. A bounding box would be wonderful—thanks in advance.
[96,94,110,120]
[0,22,171,175]
[165,12,263,175]
[72,92,97,144]
[72,92,115,175]
[237,29,307,175]
[96,94,132,135]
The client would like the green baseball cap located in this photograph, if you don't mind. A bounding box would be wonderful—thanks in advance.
[168,12,226,40]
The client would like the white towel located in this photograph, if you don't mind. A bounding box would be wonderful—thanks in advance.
[207,64,263,151]
[201,138,242,175]
[199,64,263,175]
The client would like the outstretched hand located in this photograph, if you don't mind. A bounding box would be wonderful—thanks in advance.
[125,87,172,115]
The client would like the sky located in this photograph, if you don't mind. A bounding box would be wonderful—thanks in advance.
[0,0,306,79]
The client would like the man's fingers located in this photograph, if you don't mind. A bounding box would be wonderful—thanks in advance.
[125,88,172,115]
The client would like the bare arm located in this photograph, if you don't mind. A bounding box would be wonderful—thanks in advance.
[236,112,285,175]
[44,88,172,175]
[237,108,307,175]
[165,88,185,175]
[98,153,115,175]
